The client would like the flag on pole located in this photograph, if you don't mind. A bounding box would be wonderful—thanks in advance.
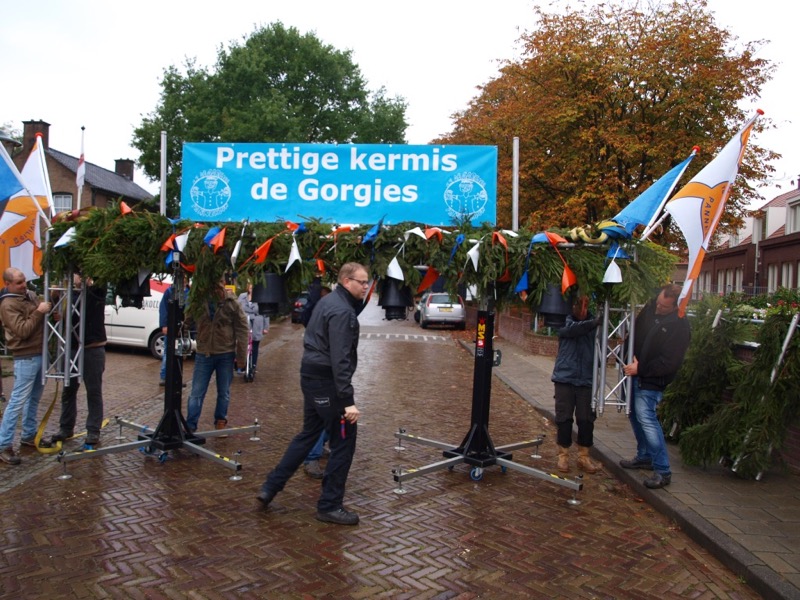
[0,144,25,220]
[75,127,86,190]
[0,134,53,279]
[609,148,698,237]
[76,127,86,209]
[665,111,763,315]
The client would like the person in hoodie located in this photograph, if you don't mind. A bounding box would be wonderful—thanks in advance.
[256,263,368,526]
[0,268,52,465]
[551,295,602,475]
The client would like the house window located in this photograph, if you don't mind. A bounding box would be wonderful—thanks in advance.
[729,232,740,246]
[788,202,800,235]
[716,271,724,295]
[52,193,73,214]
[735,268,743,292]
[767,264,778,293]
[782,263,793,289]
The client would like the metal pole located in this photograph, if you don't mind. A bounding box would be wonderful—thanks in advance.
[159,130,167,216]
[512,136,519,232]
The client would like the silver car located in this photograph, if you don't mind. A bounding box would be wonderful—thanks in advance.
[418,292,467,330]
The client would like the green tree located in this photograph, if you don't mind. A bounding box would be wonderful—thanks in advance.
[439,0,776,242]
[132,23,408,215]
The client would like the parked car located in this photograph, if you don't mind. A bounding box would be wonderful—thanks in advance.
[418,292,467,330]
[104,277,194,359]
[291,291,310,323]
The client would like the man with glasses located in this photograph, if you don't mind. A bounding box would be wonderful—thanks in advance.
[619,284,691,489]
[257,262,368,525]
[0,268,52,465]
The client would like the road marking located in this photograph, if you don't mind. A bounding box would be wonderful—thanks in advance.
[360,332,449,343]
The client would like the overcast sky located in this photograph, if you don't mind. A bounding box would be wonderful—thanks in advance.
[2,0,796,206]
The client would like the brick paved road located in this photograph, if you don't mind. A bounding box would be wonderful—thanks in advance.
[0,304,760,599]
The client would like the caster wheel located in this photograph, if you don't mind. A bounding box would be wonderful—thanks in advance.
[158,452,169,463]
[501,466,508,474]
[448,466,455,472]
[470,467,483,481]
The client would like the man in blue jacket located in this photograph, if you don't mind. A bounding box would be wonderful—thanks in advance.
[551,295,602,474]
[257,262,368,526]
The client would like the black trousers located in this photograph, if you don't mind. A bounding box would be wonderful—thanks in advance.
[261,375,357,512]
[553,382,595,448]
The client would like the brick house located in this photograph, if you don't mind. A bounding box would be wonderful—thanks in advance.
[8,119,152,214]
[693,183,800,297]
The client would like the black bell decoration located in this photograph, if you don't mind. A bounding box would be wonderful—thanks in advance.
[252,272,288,316]
[117,273,151,309]
[534,283,573,328]
[378,277,414,321]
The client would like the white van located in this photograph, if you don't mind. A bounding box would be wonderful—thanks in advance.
[104,277,171,359]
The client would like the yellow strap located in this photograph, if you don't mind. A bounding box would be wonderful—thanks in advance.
[32,382,110,454]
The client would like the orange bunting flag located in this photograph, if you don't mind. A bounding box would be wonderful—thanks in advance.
[425,227,443,242]
[210,227,226,253]
[285,220,300,232]
[543,231,576,294]
[120,201,132,215]
[253,237,274,264]
[316,258,326,274]
[492,231,511,282]
[331,225,352,240]
[417,267,441,294]
[160,233,176,252]
[562,265,577,294]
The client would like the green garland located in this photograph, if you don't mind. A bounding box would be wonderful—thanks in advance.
[42,204,677,319]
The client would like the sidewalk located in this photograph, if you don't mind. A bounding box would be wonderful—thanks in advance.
[489,336,800,600]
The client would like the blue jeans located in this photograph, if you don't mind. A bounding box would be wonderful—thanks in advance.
[628,378,671,476]
[305,430,329,463]
[261,375,357,513]
[185,352,234,431]
[0,356,44,449]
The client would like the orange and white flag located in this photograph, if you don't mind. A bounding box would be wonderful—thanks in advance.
[0,134,53,279]
[665,111,762,315]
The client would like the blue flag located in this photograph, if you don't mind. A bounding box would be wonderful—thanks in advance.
[612,151,696,235]
[0,145,24,219]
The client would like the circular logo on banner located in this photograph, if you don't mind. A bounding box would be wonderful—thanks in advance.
[444,172,488,221]
[189,169,232,218]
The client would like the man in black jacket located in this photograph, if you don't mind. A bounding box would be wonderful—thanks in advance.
[257,262,368,525]
[620,284,691,489]
[49,274,108,447]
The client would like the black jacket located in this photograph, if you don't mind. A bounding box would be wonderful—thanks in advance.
[632,300,691,391]
[551,313,599,387]
[300,285,362,404]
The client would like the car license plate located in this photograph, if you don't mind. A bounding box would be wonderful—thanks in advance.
[440,307,452,312]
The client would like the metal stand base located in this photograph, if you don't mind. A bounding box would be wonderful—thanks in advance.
[55,272,261,480]
[391,304,583,505]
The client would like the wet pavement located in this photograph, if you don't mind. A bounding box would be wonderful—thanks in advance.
[0,297,777,598]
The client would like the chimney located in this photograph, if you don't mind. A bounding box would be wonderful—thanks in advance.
[115,158,135,181]
[21,120,50,160]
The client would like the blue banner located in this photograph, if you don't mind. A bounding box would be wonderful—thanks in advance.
[180,143,497,226]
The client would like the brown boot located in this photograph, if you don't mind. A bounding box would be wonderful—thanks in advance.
[577,445,601,474]
[557,445,570,473]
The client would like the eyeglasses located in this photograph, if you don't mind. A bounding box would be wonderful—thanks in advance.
[348,278,370,287]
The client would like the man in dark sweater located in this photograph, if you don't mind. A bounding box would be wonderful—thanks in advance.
[620,284,691,489]
[257,262,368,526]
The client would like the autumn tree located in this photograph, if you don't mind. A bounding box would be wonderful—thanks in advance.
[133,23,408,215]
[440,0,776,240]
